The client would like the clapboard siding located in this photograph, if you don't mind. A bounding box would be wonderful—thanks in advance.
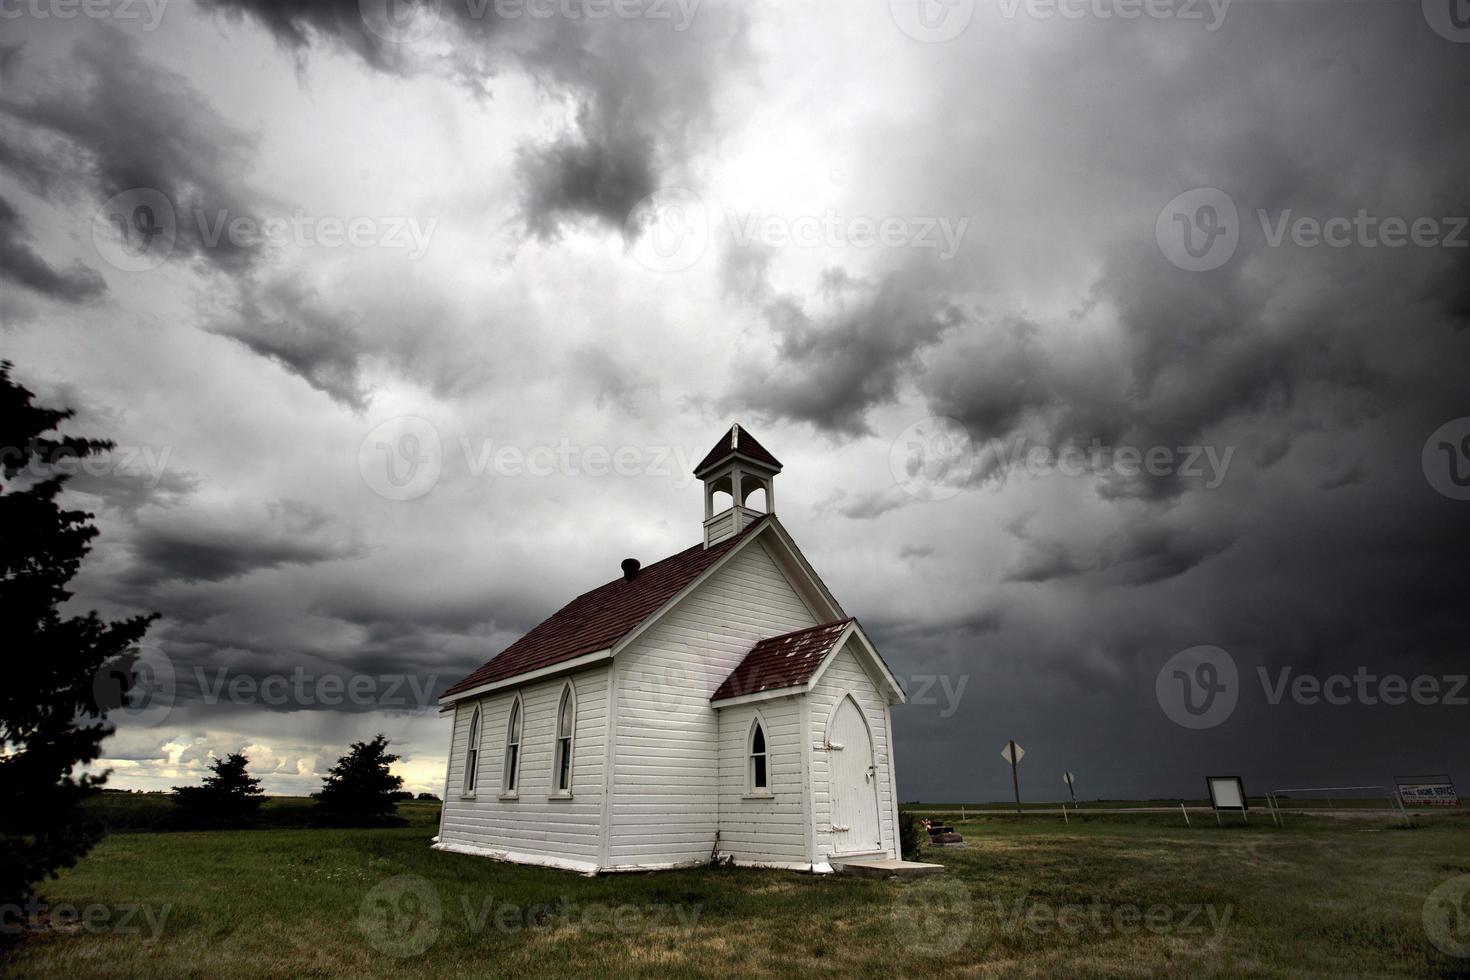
[607,540,820,866]
[715,698,808,863]
[809,642,898,859]
[439,666,609,861]
[703,509,736,545]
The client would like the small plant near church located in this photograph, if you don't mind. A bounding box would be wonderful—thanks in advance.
[899,811,924,861]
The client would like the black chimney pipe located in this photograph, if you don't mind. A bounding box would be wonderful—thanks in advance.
[621,558,640,582]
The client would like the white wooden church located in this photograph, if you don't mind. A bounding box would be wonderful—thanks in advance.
[434,425,907,873]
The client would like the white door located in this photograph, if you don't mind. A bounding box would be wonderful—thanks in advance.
[828,696,882,854]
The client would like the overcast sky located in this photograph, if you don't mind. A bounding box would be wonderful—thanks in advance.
[2,0,1467,802]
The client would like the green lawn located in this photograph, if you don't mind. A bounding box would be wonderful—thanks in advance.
[6,804,1470,978]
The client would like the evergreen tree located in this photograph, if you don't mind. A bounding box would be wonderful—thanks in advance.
[0,362,158,928]
[172,752,264,824]
[312,734,405,825]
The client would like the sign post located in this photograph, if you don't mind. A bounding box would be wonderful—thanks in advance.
[1001,740,1025,816]
[1063,771,1077,806]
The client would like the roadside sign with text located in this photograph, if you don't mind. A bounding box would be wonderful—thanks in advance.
[1396,776,1459,808]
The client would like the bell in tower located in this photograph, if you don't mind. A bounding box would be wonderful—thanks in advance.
[694,423,782,547]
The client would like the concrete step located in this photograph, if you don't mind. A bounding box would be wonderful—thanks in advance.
[832,858,945,879]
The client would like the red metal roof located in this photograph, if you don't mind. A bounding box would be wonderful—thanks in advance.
[442,516,770,698]
[710,618,856,702]
[695,424,783,475]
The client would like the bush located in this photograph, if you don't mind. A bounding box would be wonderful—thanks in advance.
[899,810,923,861]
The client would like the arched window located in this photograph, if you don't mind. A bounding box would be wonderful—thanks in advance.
[462,705,481,796]
[502,696,522,794]
[749,717,769,794]
[552,684,575,794]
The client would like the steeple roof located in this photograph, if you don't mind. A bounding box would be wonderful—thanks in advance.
[694,423,782,476]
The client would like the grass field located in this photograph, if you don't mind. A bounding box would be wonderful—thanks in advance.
[6,801,1470,978]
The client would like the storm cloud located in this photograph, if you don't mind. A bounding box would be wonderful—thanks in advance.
[0,194,106,301]
[0,29,261,273]
[204,0,747,237]
[3,1,1467,802]
[724,266,965,437]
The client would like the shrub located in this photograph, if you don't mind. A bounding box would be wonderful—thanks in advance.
[899,810,923,861]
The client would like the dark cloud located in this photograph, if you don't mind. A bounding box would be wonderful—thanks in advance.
[726,268,964,437]
[869,608,1004,648]
[0,29,260,273]
[67,466,198,517]
[0,30,393,407]
[0,10,747,408]
[204,0,748,237]
[1007,539,1082,585]
[1001,511,1084,583]
[210,273,370,409]
[0,194,106,302]
[518,119,656,239]
[124,582,503,716]
[1316,460,1365,492]
[922,316,1052,444]
[844,2,1470,801]
[921,252,1390,503]
[128,500,364,583]
[814,487,911,522]
[1095,519,1237,586]
[199,0,416,72]
[493,8,747,237]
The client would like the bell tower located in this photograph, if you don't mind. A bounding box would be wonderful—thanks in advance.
[695,423,782,547]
